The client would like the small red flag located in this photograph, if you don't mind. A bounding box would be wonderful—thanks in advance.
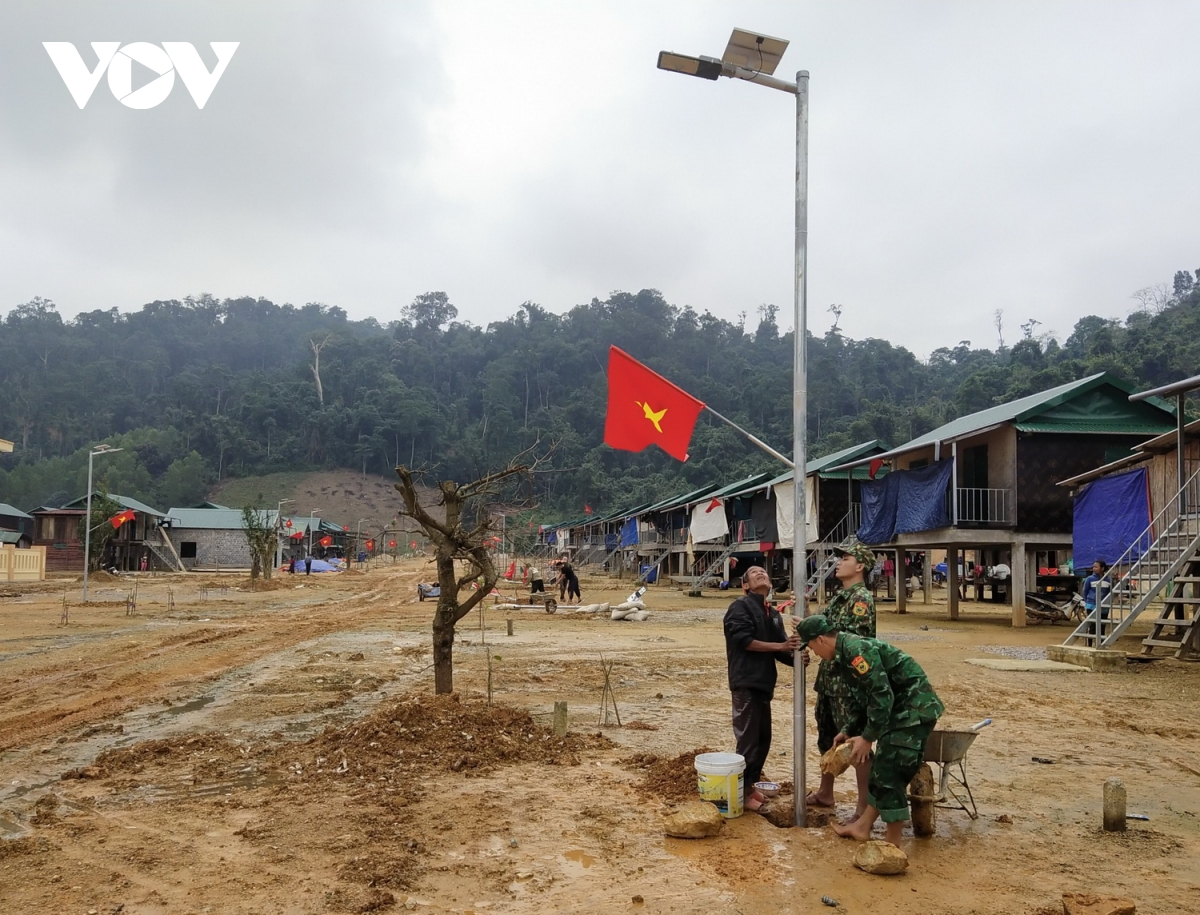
[603,346,704,462]
[109,509,136,529]
[868,458,885,480]
[319,535,332,547]
[406,540,414,549]
[584,504,593,515]
[366,539,375,549]
[285,519,292,528]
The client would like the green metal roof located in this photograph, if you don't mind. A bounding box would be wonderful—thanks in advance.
[0,530,30,544]
[1013,421,1175,434]
[807,440,887,474]
[168,507,279,530]
[0,503,32,519]
[834,373,1177,467]
[61,493,164,517]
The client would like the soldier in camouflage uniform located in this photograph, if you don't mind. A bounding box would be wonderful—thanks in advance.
[805,543,876,815]
[796,614,944,846]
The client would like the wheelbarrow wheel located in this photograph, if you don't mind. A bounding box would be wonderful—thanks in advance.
[544,598,557,614]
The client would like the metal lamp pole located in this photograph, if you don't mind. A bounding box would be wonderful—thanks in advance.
[276,499,294,569]
[83,444,123,601]
[308,510,319,555]
[658,32,809,825]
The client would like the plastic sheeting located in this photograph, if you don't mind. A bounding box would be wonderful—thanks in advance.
[619,517,639,547]
[690,498,728,543]
[857,460,953,543]
[773,479,818,548]
[750,493,779,543]
[1073,467,1150,568]
[895,461,953,534]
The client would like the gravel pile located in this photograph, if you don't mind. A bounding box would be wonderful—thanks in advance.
[977,645,1047,661]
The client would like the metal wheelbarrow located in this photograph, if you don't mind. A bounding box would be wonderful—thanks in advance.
[923,718,991,819]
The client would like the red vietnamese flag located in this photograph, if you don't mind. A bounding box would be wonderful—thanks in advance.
[319,534,333,547]
[109,509,136,529]
[603,346,704,462]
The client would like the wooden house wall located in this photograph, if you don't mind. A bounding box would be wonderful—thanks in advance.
[1144,438,1200,518]
[1017,433,1147,532]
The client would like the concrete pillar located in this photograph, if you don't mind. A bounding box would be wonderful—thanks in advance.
[1010,539,1026,627]
[896,550,906,614]
[922,553,933,605]
[947,547,960,620]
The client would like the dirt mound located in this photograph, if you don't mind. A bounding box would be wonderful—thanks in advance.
[94,732,265,783]
[284,693,613,782]
[626,747,715,802]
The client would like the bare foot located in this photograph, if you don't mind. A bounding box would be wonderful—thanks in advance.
[746,795,764,812]
[844,810,863,824]
[805,791,835,807]
[832,817,874,840]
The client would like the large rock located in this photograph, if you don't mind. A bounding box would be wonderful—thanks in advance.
[853,840,909,876]
[908,763,937,837]
[820,742,854,777]
[663,801,725,838]
[1061,893,1136,915]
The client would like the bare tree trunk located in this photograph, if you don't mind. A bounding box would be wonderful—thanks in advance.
[432,554,459,693]
[310,336,330,407]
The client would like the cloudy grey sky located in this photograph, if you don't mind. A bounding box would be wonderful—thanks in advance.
[1,1,1197,355]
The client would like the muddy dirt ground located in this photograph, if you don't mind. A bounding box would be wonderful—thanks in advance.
[1,563,1197,915]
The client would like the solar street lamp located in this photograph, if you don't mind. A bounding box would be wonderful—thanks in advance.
[83,444,123,602]
[658,27,810,826]
[276,499,294,568]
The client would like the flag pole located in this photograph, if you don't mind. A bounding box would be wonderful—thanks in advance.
[702,405,794,469]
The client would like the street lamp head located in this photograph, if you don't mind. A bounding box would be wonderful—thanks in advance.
[722,29,789,76]
[656,51,723,80]
[92,444,122,455]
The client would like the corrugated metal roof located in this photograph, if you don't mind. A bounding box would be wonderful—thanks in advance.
[61,493,164,517]
[834,373,1176,469]
[167,508,278,530]
[1013,421,1176,434]
[0,530,31,544]
[1055,452,1151,488]
[0,503,32,519]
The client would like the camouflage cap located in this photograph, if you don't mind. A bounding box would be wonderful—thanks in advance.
[833,542,875,567]
[794,614,837,647]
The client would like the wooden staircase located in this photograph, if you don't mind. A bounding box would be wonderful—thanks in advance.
[1142,556,1200,658]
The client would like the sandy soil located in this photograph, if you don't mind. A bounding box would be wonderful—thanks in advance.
[1,564,1197,915]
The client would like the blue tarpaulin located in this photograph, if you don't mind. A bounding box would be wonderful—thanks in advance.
[1073,467,1150,568]
[619,517,639,547]
[857,475,898,545]
[895,461,953,534]
[857,460,953,543]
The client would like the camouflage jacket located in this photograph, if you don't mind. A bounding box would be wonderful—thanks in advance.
[814,581,876,697]
[832,633,944,742]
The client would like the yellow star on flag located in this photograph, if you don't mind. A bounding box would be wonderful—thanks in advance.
[636,401,667,433]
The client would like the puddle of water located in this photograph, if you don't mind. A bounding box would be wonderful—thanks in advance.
[164,695,216,716]
[0,813,26,839]
[562,848,596,868]
[132,770,284,803]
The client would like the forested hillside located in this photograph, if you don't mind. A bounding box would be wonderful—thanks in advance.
[2,270,1198,517]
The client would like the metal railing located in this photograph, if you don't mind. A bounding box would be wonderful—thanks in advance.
[1065,464,1200,648]
[954,488,1014,525]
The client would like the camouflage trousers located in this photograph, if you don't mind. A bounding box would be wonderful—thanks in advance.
[867,721,937,823]
[815,691,862,754]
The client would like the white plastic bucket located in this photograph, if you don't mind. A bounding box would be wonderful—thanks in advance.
[694,752,745,818]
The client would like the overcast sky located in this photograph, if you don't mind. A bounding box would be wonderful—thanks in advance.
[1,1,1198,356]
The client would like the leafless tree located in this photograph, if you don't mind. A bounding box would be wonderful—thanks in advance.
[994,309,1005,350]
[393,448,542,693]
[1131,284,1172,315]
[309,336,332,407]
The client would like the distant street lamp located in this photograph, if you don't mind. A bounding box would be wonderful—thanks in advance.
[308,509,320,555]
[658,27,810,825]
[83,444,123,601]
[276,499,294,568]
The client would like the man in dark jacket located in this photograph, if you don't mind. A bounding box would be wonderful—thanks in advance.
[723,565,801,811]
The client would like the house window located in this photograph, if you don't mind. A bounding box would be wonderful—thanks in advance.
[180,542,198,559]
